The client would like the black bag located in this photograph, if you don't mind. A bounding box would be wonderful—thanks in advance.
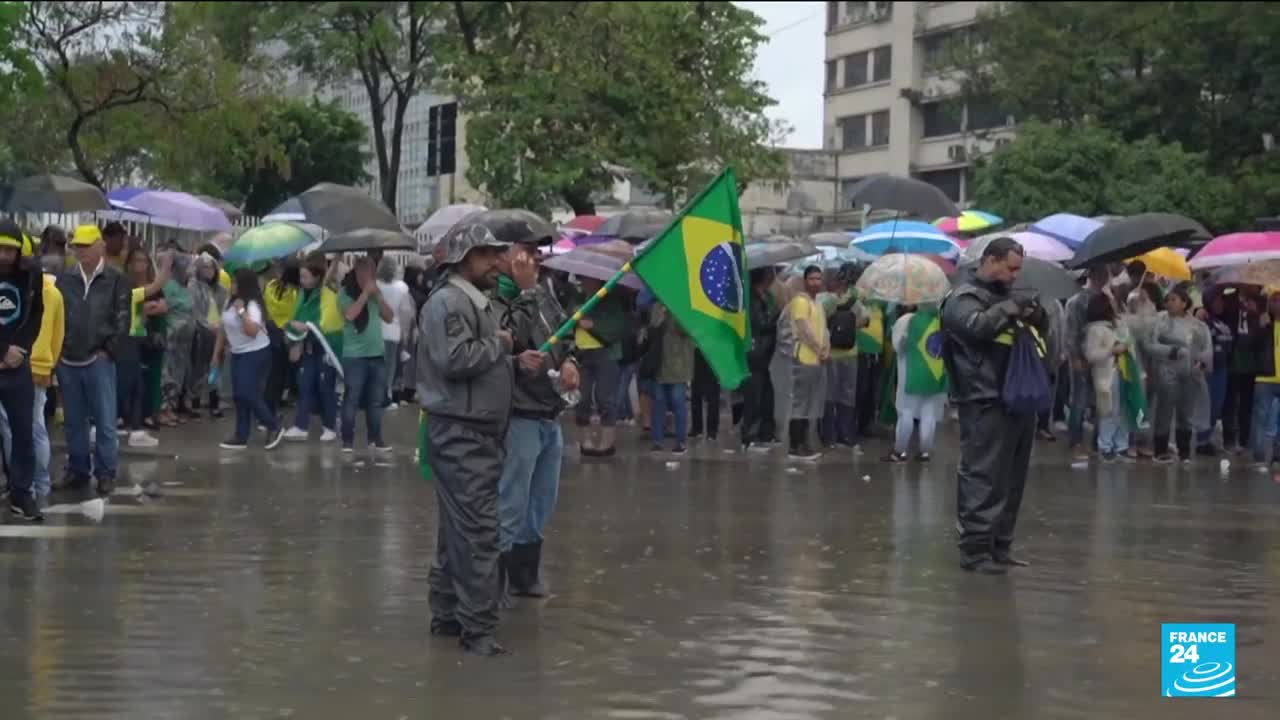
[828,300,859,351]
[1001,325,1052,416]
[637,324,665,379]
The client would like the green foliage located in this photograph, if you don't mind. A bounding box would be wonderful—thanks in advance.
[447,1,786,215]
[971,122,1237,231]
[957,1,1280,229]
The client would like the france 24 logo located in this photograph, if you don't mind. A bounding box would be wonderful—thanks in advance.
[1162,624,1235,698]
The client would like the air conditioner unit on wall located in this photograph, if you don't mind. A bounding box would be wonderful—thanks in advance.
[947,144,967,161]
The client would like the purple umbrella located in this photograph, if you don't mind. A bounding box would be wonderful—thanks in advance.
[1029,213,1102,250]
[542,246,644,290]
[572,233,617,248]
[108,189,234,233]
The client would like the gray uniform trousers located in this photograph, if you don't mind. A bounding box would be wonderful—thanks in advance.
[955,401,1036,557]
[426,416,506,639]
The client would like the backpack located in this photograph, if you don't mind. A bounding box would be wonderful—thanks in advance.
[828,299,859,350]
[1001,324,1052,416]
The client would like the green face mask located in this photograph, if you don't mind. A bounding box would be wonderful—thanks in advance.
[497,273,519,300]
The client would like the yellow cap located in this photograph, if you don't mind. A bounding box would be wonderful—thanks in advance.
[71,224,102,246]
[22,233,35,257]
[0,234,21,250]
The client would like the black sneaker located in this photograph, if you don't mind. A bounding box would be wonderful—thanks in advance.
[1100,451,1116,464]
[960,554,1007,575]
[883,451,909,463]
[460,635,508,656]
[96,477,115,497]
[264,427,286,450]
[649,444,663,454]
[1152,454,1175,465]
[671,444,687,456]
[992,550,1030,567]
[9,494,44,522]
[916,452,931,463]
[220,437,248,450]
[688,432,703,440]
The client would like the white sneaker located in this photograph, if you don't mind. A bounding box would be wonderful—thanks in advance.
[282,427,309,441]
[320,429,338,443]
[128,430,159,448]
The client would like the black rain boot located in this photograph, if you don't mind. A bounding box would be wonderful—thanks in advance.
[497,552,517,610]
[787,419,805,456]
[1153,435,1173,463]
[511,541,548,598]
[1175,430,1193,463]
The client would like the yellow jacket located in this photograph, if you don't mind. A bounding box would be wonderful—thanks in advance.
[31,274,64,379]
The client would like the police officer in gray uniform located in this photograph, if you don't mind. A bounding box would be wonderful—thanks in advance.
[418,222,516,656]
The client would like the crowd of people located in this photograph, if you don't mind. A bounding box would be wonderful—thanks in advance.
[0,213,1264,655]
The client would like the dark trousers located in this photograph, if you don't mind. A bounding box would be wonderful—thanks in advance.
[1223,373,1255,448]
[115,343,145,431]
[264,334,289,415]
[0,365,35,500]
[956,401,1035,558]
[427,417,504,640]
[575,348,619,427]
[690,358,720,438]
[739,367,775,445]
[231,347,278,443]
[855,354,881,436]
[820,402,857,446]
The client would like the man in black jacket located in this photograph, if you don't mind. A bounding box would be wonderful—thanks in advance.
[0,219,45,521]
[740,267,778,452]
[942,237,1045,575]
[54,225,130,498]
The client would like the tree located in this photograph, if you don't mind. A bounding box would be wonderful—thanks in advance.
[448,1,786,215]
[20,1,250,189]
[270,2,442,214]
[190,99,371,216]
[970,121,1238,231]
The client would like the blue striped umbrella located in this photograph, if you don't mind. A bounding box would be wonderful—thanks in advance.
[850,220,960,258]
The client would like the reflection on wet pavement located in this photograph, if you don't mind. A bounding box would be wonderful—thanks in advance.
[2,421,1277,719]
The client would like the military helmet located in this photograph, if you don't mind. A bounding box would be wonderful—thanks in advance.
[432,220,511,266]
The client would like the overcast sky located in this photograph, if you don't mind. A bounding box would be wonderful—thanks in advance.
[740,1,825,149]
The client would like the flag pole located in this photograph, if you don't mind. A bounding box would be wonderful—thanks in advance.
[538,262,632,352]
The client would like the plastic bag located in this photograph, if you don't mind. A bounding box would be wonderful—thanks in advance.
[1001,326,1052,416]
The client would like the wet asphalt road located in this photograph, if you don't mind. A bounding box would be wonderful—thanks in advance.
[1,411,1278,719]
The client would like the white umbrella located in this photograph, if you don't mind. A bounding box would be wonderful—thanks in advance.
[415,203,487,243]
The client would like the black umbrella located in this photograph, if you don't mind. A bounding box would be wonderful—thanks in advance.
[806,231,854,247]
[315,228,415,254]
[599,209,673,241]
[745,241,818,270]
[298,183,401,234]
[451,208,555,246]
[844,175,959,219]
[1066,212,1210,269]
[954,256,1080,301]
[2,173,109,213]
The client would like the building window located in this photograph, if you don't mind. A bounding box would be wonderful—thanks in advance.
[833,1,892,28]
[918,168,962,202]
[966,97,1011,131]
[426,101,458,176]
[826,60,837,91]
[871,45,892,82]
[870,110,890,146]
[843,51,868,88]
[840,114,866,149]
[922,30,958,72]
[922,100,963,138]
[840,178,864,209]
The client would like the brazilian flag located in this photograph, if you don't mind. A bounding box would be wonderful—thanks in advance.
[857,302,885,355]
[630,168,750,389]
[417,410,432,481]
[1117,348,1148,429]
[903,310,947,395]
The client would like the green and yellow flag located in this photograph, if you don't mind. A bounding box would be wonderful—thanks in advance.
[630,168,750,389]
[857,302,884,354]
[1117,348,1148,429]
[903,310,947,395]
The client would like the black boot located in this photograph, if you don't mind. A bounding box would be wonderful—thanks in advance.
[787,418,805,456]
[1175,430,1193,462]
[511,541,548,598]
[497,552,517,610]
[460,634,508,656]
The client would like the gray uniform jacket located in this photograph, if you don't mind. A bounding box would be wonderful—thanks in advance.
[417,274,514,436]
[492,282,573,419]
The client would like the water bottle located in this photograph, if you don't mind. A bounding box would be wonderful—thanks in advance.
[207,367,220,386]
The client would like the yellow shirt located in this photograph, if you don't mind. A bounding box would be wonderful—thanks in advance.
[263,280,299,329]
[574,326,603,350]
[789,294,828,367]
[1260,327,1280,384]
[31,275,64,378]
[218,268,232,291]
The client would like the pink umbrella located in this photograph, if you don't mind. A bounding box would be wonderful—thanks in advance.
[1188,232,1280,270]
[562,214,607,234]
[962,230,1072,263]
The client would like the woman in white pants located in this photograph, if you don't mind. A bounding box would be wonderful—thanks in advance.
[887,305,948,462]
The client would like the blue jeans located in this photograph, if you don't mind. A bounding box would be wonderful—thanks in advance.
[1096,377,1131,454]
[294,346,338,432]
[1199,363,1228,445]
[650,382,688,447]
[57,358,118,481]
[1067,368,1092,448]
[341,356,386,446]
[615,363,636,422]
[0,385,50,498]
[498,417,563,552]
[231,347,278,442]
[0,366,37,499]
[1250,382,1280,462]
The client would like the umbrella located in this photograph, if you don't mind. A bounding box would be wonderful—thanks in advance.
[855,253,952,305]
[964,231,1073,263]
[263,196,305,223]
[806,231,857,247]
[1029,213,1103,250]
[315,228,416,255]
[934,210,1003,235]
[102,198,151,224]
[224,222,324,268]
[3,174,109,213]
[850,220,959,257]
[195,194,243,222]
[415,203,487,242]
[954,256,1080,300]
[1066,213,1211,269]
[749,233,797,244]
[1188,232,1280,270]
[922,254,957,276]
[450,208,555,246]
[1210,260,1280,289]
[844,175,960,219]
[298,183,401,234]
[561,214,607,234]
[107,189,234,233]
[541,242,644,290]
[599,209,673,241]
[1132,247,1191,281]
[745,241,818,270]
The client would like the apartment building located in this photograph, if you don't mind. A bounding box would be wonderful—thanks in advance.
[823,1,1015,209]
